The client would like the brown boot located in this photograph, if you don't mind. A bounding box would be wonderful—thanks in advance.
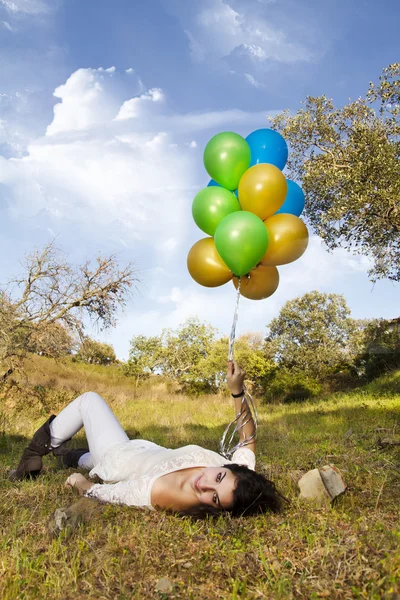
[57,448,89,469]
[9,415,56,480]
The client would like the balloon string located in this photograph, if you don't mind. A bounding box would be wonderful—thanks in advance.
[220,387,258,459]
[221,277,258,459]
[228,277,241,361]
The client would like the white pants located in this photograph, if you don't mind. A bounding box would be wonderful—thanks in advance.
[49,392,129,470]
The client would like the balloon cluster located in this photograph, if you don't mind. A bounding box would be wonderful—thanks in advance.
[187,129,309,300]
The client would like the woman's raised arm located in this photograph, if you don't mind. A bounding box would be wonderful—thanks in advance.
[226,361,256,454]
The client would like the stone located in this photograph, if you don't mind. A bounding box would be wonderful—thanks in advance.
[298,465,346,504]
[155,578,173,593]
[48,497,102,537]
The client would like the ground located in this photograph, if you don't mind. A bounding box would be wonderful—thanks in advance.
[0,357,399,599]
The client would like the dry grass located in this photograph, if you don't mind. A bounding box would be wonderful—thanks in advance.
[0,357,399,599]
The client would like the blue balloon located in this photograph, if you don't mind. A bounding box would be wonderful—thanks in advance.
[246,128,288,170]
[208,179,238,197]
[207,179,221,188]
[275,179,305,217]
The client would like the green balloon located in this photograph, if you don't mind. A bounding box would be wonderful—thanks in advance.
[192,187,241,236]
[204,132,251,191]
[214,211,269,276]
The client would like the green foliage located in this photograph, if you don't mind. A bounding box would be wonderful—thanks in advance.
[125,318,217,392]
[193,333,274,394]
[75,338,117,365]
[270,63,400,281]
[125,322,274,395]
[266,290,355,382]
[355,318,400,379]
[161,318,216,385]
[263,367,322,403]
[124,334,164,384]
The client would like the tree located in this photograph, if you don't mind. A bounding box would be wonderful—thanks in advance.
[354,318,400,379]
[194,333,273,394]
[28,322,76,358]
[270,63,400,281]
[124,335,164,386]
[75,338,117,365]
[266,291,355,381]
[160,318,216,389]
[0,242,137,379]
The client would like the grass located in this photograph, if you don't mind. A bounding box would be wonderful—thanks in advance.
[0,357,399,599]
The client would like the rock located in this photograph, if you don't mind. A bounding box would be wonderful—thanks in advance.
[182,561,193,569]
[48,497,102,537]
[155,578,173,593]
[298,465,346,504]
[319,465,346,499]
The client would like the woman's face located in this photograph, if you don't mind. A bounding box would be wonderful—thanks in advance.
[191,467,237,510]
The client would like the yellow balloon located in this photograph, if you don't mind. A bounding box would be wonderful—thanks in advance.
[261,214,309,266]
[238,163,288,220]
[187,237,232,287]
[233,265,279,300]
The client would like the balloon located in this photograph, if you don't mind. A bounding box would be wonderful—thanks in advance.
[246,128,288,170]
[238,163,288,220]
[204,132,251,190]
[233,265,279,300]
[214,211,269,277]
[208,179,238,197]
[192,187,241,236]
[187,238,232,287]
[275,179,305,217]
[261,214,309,266]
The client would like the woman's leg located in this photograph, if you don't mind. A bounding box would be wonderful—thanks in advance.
[50,392,129,466]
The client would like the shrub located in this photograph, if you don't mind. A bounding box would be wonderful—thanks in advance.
[263,368,322,403]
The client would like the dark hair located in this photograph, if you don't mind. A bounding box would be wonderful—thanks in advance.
[181,464,285,519]
[225,464,284,516]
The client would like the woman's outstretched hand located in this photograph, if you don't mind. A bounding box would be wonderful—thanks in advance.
[227,360,246,396]
[65,473,93,495]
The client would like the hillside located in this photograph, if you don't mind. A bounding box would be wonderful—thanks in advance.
[0,356,399,599]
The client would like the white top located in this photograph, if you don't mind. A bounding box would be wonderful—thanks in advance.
[85,439,256,509]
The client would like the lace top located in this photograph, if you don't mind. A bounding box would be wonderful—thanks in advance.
[85,439,255,509]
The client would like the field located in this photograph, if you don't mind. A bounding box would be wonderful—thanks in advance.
[0,356,399,599]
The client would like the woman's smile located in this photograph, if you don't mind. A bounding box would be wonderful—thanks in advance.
[192,467,236,509]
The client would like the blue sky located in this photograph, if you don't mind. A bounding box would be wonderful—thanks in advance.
[0,0,399,359]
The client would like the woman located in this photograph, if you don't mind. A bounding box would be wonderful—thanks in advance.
[10,361,282,517]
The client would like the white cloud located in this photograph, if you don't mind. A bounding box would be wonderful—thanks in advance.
[2,19,13,30]
[46,67,123,136]
[0,0,51,14]
[115,88,165,121]
[0,68,198,249]
[161,237,178,254]
[182,0,314,66]
[244,73,265,88]
[0,67,275,259]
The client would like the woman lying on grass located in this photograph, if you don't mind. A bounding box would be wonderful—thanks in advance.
[10,361,283,517]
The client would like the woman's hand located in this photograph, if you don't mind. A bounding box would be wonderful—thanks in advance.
[227,360,245,396]
[65,473,93,495]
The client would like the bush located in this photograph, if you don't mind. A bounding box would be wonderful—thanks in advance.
[74,338,117,365]
[263,368,322,403]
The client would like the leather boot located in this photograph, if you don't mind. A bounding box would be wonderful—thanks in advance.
[9,415,56,481]
[57,448,89,469]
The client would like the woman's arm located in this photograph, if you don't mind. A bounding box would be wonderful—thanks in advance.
[226,361,256,454]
